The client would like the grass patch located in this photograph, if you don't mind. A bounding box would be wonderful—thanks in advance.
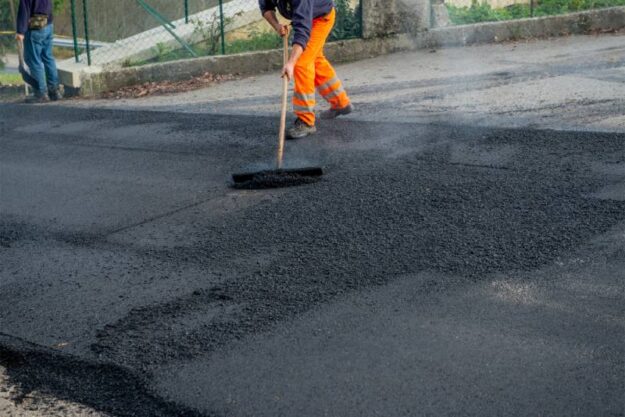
[447,0,625,24]
[225,31,282,54]
[0,72,24,85]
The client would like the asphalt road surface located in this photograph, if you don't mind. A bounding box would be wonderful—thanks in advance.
[1,99,624,416]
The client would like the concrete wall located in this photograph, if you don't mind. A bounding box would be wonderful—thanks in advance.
[80,35,414,95]
[61,0,404,90]
[398,0,432,32]
[362,0,401,38]
[418,6,625,47]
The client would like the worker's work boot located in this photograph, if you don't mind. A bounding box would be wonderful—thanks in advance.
[287,118,317,140]
[24,94,50,104]
[319,103,353,120]
[48,86,64,101]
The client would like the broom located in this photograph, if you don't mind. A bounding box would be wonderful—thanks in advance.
[232,28,323,187]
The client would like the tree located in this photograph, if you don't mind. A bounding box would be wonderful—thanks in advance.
[330,0,362,41]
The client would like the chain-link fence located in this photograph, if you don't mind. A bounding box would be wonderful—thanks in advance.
[63,0,361,67]
[441,0,625,26]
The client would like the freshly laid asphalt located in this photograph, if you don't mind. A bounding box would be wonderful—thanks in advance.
[0,103,624,416]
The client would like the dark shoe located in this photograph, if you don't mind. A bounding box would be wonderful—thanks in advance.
[24,94,50,104]
[48,86,64,101]
[287,118,317,140]
[319,103,353,120]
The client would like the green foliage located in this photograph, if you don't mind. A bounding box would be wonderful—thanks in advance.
[448,0,625,25]
[54,0,67,13]
[1,0,13,60]
[0,72,23,85]
[330,0,362,41]
[226,30,281,54]
[0,0,14,30]
[193,11,239,56]
[447,2,479,23]
[151,42,173,62]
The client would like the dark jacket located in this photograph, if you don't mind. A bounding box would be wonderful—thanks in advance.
[259,0,334,49]
[17,0,54,35]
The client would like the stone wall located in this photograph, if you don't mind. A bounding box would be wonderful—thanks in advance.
[362,0,401,38]
[397,0,433,32]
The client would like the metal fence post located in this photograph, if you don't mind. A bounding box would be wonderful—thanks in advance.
[185,0,189,23]
[218,0,226,55]
[359,0,364,38]
[70,0,79,62]
[136,0,197,57]
[530,0,534,17]
[82,0,91,65]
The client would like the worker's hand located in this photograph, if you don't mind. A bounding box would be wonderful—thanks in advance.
[282,61,295,81]
[275,24,289,37]
[15,33,24,41]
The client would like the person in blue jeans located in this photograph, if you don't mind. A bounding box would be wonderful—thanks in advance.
[16,0,62,103]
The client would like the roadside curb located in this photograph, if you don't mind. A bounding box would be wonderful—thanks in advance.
[419,6,625,48]
[64,35,414,96]
[0,85,23,99]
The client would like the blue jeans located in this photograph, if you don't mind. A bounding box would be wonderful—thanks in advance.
[24,24,59,97]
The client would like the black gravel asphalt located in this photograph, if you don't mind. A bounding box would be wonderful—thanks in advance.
[0,104,624,416]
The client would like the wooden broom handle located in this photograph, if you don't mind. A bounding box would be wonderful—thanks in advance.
[16,38,29,96]
[276,29,289,169]
[17,38,25,67]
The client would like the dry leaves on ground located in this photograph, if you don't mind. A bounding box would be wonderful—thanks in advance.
[101,72,234,100]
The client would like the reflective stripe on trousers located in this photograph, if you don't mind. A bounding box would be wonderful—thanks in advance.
[293,7,350,126]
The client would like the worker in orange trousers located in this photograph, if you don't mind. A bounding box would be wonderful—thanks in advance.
[260,0,353,139]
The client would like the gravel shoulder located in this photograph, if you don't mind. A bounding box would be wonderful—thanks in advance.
[0,367,108,417]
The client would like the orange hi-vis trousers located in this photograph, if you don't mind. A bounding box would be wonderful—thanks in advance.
[293,8,350,126]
